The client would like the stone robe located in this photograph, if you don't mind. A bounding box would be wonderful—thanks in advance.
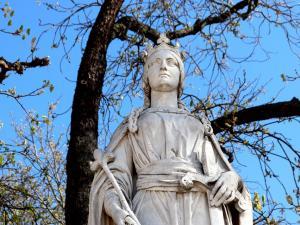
[88,107,253,225]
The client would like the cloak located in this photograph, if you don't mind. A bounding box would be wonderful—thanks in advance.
[88,108,253,225]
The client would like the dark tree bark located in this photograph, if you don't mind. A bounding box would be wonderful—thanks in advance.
[65,0,297,224]
[0,56,50,84]
[65,1,124,225]
[211,97,300,134]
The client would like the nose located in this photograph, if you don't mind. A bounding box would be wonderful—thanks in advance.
[160,59,167,71]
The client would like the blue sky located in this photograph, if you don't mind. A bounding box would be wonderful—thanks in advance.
[1,0,299,222]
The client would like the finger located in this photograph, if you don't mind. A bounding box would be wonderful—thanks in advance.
[125,216,136,225]
[223,191,235,205]
[210,178,224,199]
[211,185,227,205]
[214,189,231,207]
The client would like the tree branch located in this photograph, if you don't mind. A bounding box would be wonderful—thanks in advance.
[113,0,258,42]
[113,16,159,42]
[168,0,258,39]
[211,97,300,134]
[0,56,50,84]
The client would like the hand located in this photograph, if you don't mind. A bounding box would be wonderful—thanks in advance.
[104,197,138,225]
[210,171,240,207]
[125,215,138,225]
[106,202,133,225]
[103,191,139,225]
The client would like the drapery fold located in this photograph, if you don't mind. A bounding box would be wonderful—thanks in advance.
[88,108,253,225]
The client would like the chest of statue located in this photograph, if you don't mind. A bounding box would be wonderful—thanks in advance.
[133,108,205,161]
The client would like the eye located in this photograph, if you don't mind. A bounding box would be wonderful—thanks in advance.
[166,58,177,66]
[148,58,161,68]
[148,61,155,68]
[155,58,162,64]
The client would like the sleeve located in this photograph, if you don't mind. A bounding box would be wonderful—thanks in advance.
[201,135,228,177]
[106,136,134,201]
[88,125,134,225]
[205,134,253,225]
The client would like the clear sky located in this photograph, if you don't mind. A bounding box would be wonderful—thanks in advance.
[1,0,299,223]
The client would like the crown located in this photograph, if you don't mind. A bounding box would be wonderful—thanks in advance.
[142,33,184,63]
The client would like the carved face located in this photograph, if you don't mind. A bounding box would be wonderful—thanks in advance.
[146,50,180,92]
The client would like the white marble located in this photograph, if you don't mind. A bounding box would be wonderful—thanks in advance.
[88,34,253,225]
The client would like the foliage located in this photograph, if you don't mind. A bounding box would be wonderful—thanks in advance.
[0,107,65,224]
[1,3,64,223]
[0,2,31,39]
[1,0,300,225]
[41,1,299,223]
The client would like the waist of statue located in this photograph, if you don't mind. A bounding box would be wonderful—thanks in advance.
[136,159,217,192]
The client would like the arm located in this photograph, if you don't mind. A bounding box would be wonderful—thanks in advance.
[102,136,137,225]
[210,171,241,207]
[201,132,241,207]
[88,125,136,225]
[104,190,133,225]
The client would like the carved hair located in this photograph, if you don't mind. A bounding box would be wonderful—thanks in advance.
[142,50,185,109]
[128,35,187,133]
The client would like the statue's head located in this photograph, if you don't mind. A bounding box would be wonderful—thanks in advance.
[142,34,185,108]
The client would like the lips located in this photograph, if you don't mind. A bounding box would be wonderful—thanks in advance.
[159,73,170,78]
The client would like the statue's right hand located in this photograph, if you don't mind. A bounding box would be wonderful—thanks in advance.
[104,200,137,225]
[106,202,129,225]
[104,191,138,225]
[124,215,138,225]
[111,209,138,225]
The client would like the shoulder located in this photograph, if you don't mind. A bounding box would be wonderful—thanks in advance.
[191,112,214,135]
[105,117,129,152]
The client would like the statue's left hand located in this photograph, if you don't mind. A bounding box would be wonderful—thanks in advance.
[210,171,240,207]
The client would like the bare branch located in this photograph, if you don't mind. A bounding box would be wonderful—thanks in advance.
[0,56,50,84]
[113,16,159,42]
[113,0,259,42]
[211,97,300,133]
[168,0,259,39]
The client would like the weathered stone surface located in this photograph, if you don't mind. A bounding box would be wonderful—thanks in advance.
[88,34,253,225]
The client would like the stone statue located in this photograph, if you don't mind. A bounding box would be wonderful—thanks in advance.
[88,34,253,225]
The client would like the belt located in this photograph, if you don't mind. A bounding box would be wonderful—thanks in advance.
[136,159,216,192]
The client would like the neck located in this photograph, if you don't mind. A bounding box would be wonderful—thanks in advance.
[150,90,178,108]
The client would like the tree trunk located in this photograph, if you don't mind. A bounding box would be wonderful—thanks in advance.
[65,1,124,225]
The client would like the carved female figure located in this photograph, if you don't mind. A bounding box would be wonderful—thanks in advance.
[88,34,253,225]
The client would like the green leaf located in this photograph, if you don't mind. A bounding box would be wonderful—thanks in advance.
[26,28,31,35]
[22,34,26,40]
[19,24,24,32]
[10,10,14,17]
[49,84,54,92]
[253,192,262,211]
[261,195,266,205]
[42,115,51,125]
[7,19,12,26]
[0,155,3,166]
[30,126,36,134]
